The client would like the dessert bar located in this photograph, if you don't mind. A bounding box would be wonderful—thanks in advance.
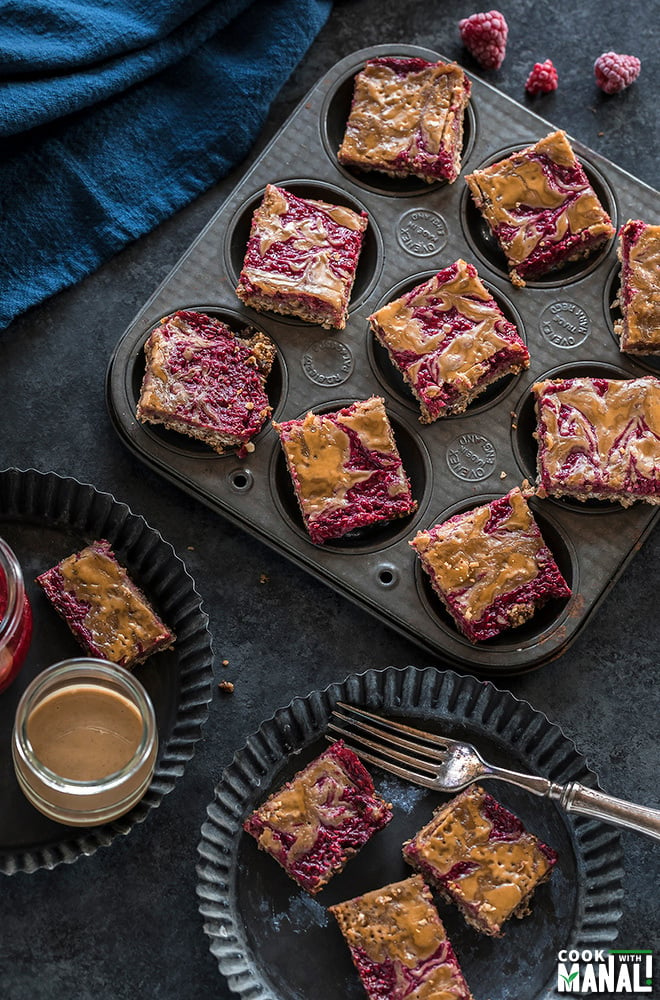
[410,488,571,642]
[36,540,175,669]
[337,56,471,184]
[136,310,276,456]
[235,183,368,329]
[533,376,660,506]
[368,258,530,422]
[465,129,615,286]
[329,874,474,1000]
[614,219,660,355]
[402,785,558,937]
[274,396,417,544]
[243,740,392,895]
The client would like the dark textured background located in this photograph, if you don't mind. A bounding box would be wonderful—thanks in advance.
[1,1,658,998]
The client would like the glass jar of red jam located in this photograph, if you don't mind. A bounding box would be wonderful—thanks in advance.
[0,537,33,694]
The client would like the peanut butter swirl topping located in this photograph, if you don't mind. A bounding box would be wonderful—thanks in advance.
[338,59,467,166]
[278,413,374,517]
[254,758,361,862]
[465,130,614,267]
[411,787,553,925]
[57,548,166,662]
[338,396,397,454]
[621,222,660,348]
[412,489,541,623]
[331,876,471,999]
[137,312,273,438]
[334,876,444,964]
[370,259,520,387]
[241,184,366,310]
[534,377,660,488]
[277,398,407,520]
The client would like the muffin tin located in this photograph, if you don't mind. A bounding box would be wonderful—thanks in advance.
[106,44,659,676]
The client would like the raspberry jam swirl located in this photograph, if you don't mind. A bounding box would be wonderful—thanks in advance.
[0,538,33,694]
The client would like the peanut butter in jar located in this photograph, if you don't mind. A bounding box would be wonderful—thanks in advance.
[12,658,158,826]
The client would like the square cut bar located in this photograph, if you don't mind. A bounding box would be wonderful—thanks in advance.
[235,183,368,330]
[369,259,530,422]
[614,219,660,355]
[533,376,660,506]
[410,488,571,642]
[402,786,558,937]
[36,540,175,669]
[465,129,615,286]
[337,57,471,184]
[243,740,392,895]
[329,874,474,1000]
[136,310,276,457]
[329,875,472,1000]
[273,396,417,545]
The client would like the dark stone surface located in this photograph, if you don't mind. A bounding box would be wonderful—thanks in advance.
[0,2,657,998]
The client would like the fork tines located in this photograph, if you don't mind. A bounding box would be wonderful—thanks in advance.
[326,702,449,789]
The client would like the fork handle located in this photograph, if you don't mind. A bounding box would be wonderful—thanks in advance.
[555,782,660,841]
[484,767,660,840]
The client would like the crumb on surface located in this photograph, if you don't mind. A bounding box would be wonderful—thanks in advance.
[221,658,229,666]
[259,573,269,584]
[218,680,234,693]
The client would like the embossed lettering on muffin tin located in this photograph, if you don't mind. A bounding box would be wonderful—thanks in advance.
[106,44,659,676]
[397,208,449,256]
[301,338,354,386]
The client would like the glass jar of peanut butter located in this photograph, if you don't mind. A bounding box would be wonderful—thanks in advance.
[12,658,158,826]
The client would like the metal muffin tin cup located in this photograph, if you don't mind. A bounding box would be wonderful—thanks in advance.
[106,44,659,676]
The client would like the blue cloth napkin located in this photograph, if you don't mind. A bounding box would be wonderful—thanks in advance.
[0,0,333,330]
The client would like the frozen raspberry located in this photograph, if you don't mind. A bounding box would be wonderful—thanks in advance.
[459,10,508,70]
[594,52,641,94]
[525,59,558,95]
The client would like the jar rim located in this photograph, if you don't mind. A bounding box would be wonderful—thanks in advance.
[0,536,26,641]
[13,658,157,794]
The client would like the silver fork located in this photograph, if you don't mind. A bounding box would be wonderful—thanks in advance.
[328,702,660,841]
